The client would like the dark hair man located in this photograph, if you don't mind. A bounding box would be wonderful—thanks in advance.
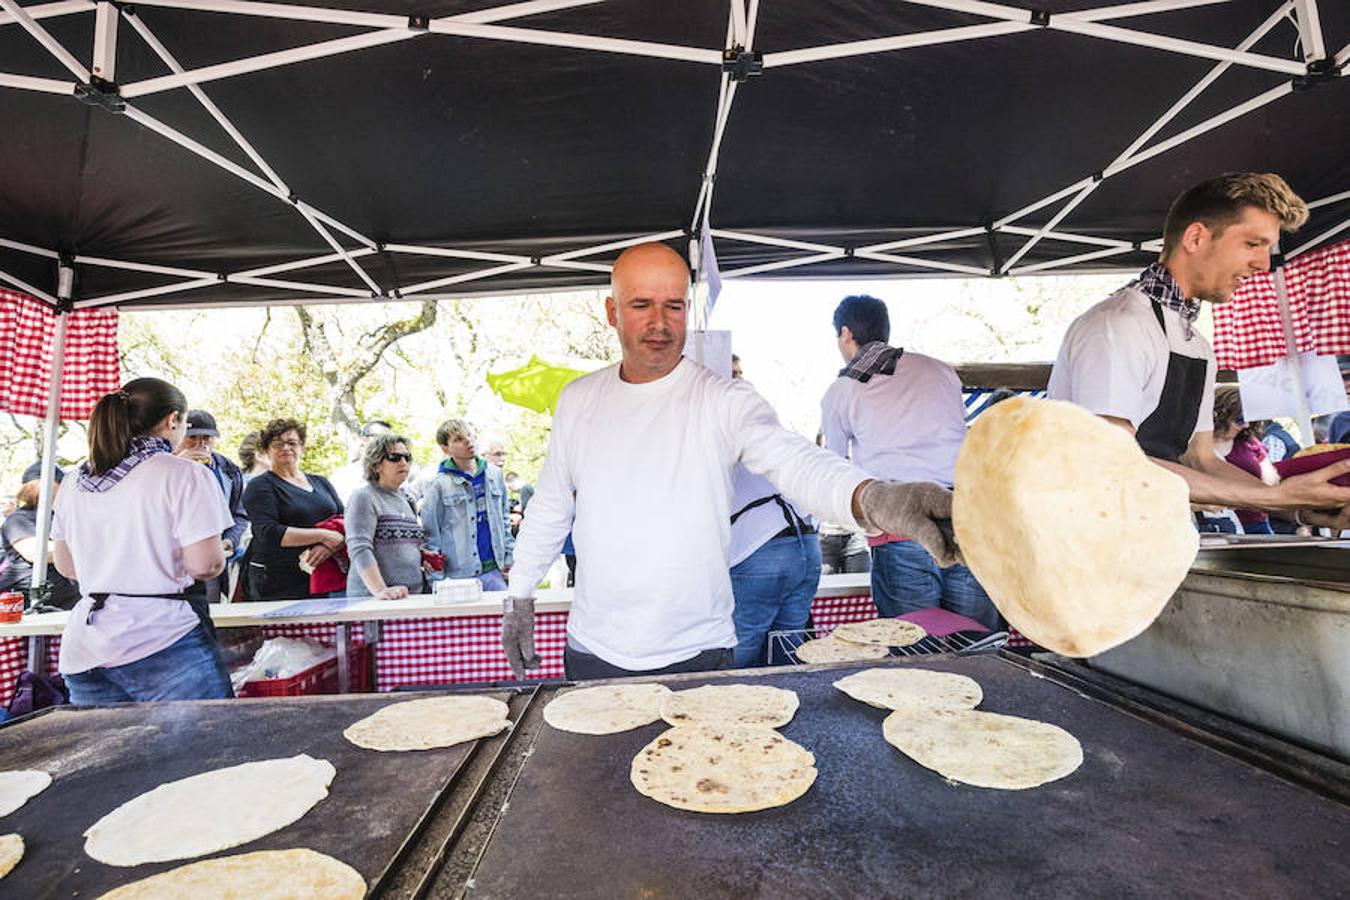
[1048,172,1349,530]
[501,243,959,681]
[822,295,998,629]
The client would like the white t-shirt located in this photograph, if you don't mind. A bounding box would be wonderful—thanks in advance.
[1048,285,1215,440]
[52,453,233,674]
[508,359,866,670]
[819,350,968,486]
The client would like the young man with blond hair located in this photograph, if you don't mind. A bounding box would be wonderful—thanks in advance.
[1049,172,1350,530]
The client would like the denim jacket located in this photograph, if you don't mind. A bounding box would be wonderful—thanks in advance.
[420,461,514,578]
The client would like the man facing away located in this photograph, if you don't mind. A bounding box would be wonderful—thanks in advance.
[501,242,959,680]
[1049,172,1350,531]
[820,296,999,630]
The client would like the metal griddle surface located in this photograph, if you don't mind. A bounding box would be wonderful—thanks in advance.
[466,656,1349,899]
[0,692,508,898]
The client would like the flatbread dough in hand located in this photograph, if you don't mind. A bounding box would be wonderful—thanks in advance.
[544,683,672,734]
[883,707,1083,790]
[659,685,799,728]
[84,755,335,866]
[631,725,817,813]
[953,397,1197,656]
[834,668,982,711]
[96,848,365,899]
[344,695,510,751]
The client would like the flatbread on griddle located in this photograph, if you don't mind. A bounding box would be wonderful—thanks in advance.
[630,725,817,813]
[834,668,983,711]
[659,684,799,728]
[0,770,51,817]
[952,397,1197,657]
[96,848,364,899]
[544,683,672,734]
[883,707,1083,790]
[0,833,22,880]
[830,619,927,648]
[794,635,889,664]
[343,695,510,751]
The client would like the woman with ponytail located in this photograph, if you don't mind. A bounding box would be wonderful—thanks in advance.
[49,378,236,703]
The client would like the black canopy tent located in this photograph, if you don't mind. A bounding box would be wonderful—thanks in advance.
[1,0,1348,313]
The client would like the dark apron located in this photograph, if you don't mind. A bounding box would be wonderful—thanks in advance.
[1134,302,1209,463]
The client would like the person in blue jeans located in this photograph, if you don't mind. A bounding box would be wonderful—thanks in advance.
[50,378,235,704]
[820,295,999,631]
[421,418,514,591]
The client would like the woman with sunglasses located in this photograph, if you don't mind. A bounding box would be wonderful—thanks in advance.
[345,433,426,600]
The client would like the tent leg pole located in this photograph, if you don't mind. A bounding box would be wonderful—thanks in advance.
[30,264,72,603]
[1271,263,1313,444]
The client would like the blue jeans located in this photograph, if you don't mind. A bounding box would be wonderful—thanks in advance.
[64,624,234,704]
[871,540,999,631]
[730,532,822,668]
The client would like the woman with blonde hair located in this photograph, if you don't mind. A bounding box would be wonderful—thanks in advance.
[51,378,235,703]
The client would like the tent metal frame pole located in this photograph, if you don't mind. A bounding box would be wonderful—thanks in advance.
[30,263,73,595]
[710,229,841,254]
[232,275,371,297]
[765,21,1031,68]
[541,230,686,264]
[0,237,60,260]
[73,255,213,278]
[128,0,605,29]
[92,0,117,80]
[0,71,74,93]
[1292,0,1325,62]
[998,225,1131,249]
[75,277,218,308]
[898,0,1306,75]
[851,250,989,276]
[400,261,534,295]
[236,248,377,278]
[423,21,720,65]
[541,260,612,273]
[857,227,989,254]
[1009,245,1134,275]
[1288,216,1350,259]
[723,251,846,279]
[0,0,90,79]
[382,244,531,264]
[0,267,60,305]
[0,0,94,28]
[1068,0,1227,22]
[1308,189,1350,210]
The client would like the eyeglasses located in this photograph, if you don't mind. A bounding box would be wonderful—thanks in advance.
[384,453,413,463]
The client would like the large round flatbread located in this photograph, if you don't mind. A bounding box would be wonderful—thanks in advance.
[831,619,927,648]
[883,708,1083,790]
[795,635,889,664]
[659,684,799,728]
[953,397,1198,656]
[0,833,22,880]
[834,668,983,711]
[343,695,510,751]
[97,848,365,899]
[0,770,51,817]
[83,755,335,866]
[631,725,817,813]
[543,683,672,734]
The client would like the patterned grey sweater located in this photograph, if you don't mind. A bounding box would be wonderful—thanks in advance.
[344,484,425,596]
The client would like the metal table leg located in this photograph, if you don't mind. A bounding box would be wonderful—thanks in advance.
[336,623,350,694]
[26,636,48,674]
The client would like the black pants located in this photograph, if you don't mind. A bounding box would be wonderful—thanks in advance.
[563,645,733,681]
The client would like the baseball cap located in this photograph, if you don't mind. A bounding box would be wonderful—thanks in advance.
[185,410,219,437]
[21,460,63,484]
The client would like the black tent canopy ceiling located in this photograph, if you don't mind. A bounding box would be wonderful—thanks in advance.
[0,0,1347,309]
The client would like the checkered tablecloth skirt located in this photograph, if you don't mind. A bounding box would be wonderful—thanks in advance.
[0,289,120,419]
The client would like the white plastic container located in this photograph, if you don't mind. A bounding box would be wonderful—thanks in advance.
[435,577,484,605]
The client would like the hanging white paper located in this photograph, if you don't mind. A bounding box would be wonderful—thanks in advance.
[1237,352,1349,421]
[684,329,733,379]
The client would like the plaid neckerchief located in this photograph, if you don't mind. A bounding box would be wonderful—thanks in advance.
[1130,262,1200,339]
[76,436,172,493]
[839,341,904,383]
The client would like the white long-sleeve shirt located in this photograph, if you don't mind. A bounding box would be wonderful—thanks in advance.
[508,358,866,670]
[819,351,967,486]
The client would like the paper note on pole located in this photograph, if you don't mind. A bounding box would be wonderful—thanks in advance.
[1237,352,1348,421]
[697,222,723,326]
[684,330,733,379]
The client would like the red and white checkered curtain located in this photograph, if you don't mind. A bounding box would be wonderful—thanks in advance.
[1212,239,1350,370]
[0,289,120,419]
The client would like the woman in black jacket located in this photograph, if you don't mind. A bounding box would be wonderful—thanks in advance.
[241,418,344,601]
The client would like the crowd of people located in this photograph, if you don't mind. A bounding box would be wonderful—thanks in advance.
[2,171,1348,702]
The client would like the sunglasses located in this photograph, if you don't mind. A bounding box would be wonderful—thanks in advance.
[384,453,413,463]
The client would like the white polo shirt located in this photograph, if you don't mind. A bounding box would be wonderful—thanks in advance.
[819,350,968,486]
[1048,285,1215,439]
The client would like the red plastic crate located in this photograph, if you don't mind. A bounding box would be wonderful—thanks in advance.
[237,644,371,698]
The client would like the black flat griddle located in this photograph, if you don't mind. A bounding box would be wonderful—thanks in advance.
[465,656,1350,899]
[0,691,510,899]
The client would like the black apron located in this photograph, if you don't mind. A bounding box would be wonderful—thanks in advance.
[1134,301,1209,463]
